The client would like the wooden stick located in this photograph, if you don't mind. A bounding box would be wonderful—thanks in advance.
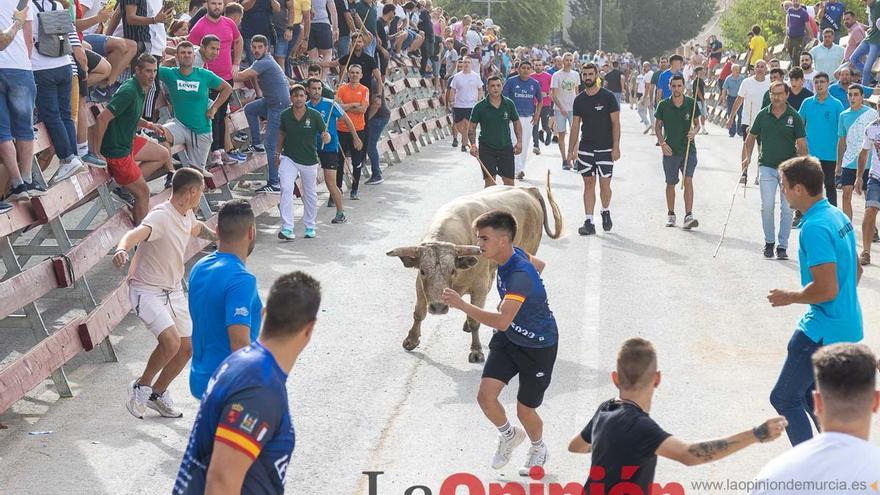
[475,154,499,186]
[681,81,701,190]
[713,177,742,258]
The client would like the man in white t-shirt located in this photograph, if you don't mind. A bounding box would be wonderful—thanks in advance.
[447,56,483,152]
[727,59,771,182]
[750,344,880,495]
[551,52,580,170]
[112,169,217,420]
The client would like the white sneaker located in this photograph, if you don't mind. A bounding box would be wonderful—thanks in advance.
[146,390,183,418]
[701,128,709,135]
[210,150,223,167]
[518,443,549,476]
[491,426,526,469]
[665,213,676,227]
[51,157,85,184]
[126,379,151,419]
[683,214,699,230]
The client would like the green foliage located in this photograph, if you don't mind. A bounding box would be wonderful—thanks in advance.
[435,0,565,45]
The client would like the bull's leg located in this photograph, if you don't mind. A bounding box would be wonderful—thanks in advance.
[403,278,427,351]
[465,290,488,363]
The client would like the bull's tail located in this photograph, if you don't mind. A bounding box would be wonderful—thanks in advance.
[539,170,564,239]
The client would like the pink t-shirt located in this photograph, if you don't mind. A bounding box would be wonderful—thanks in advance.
[129,201,196,291]
[452,21,465,41]
[188,15,241,81]
[846,23,867,62]
[532,71,553,107]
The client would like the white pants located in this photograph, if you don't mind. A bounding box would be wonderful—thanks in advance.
[511,116,533,174]
[279,156,319,231]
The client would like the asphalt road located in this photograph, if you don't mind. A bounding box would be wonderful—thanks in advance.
[1,106,879,495]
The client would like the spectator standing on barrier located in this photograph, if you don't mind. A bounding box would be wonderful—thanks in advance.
[692,66,708,135]
[235,35,290,194]
[655,74,700,230]
[336,64,369,200]
[94,54,173,224]
[751,344,880,494]
[836,85,876,220]
[468,75,521,187]
[120,0,159,59]
[0,4,43,210]
[188,0,245,166]
[568,63,620,236]
[568,338,787,494]
[784,0,812,64]
[274,0,311,78]
[502,59,540,180]
[187,199,260,399]
[843,10,866,64]
[173,272,320,494]
[364,90,390,186]
[531,59,553,151]
[335,0,355,58]
[240,0,277,65]
[448,55,484,152]
[849,0,880,85]
[114,168,217,419]
[745,25,769,71]
[722,64,745,138]
[277,85,328,241]
[767,156,862,445]
[810,28,845,82]
[159,41,232,186]
[550,52,579,170]
[708,35,723,73]
[742,81,807,260]
[817,0,845,42]
[306,77,360,224]
[307,0,337,77]
[799,72,844,207]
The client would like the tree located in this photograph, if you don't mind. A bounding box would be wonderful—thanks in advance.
[436,0,564,45]
[568,0,629,53]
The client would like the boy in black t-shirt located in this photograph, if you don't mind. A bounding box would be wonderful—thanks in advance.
[568,338,788,493]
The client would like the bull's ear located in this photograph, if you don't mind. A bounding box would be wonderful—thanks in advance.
[387,247,420,268]
[455,256,479,270]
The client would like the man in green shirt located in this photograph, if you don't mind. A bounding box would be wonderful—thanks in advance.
[94,54,174,224]
[159,41,233,185]
[655,74,701,230]
[743,81,808,259]
[468,75,522,187]
[276,85,330,241]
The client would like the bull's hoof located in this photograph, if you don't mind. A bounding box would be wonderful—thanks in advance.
[402,337,420,351]
[468,350,485,363]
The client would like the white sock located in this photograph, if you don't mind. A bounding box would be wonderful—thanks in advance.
[531,438,545,448]
[497,421,515,440]
[78,142,88,157]
[586,214,594,221]
[601,207,609,213]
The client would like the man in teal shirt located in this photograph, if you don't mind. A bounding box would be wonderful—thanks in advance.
[159,41,232,184]
[798,72,844,206]
[836,85,877,219]
[768,156,862,446]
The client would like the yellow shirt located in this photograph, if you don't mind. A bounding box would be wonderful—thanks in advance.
[294,0,311,24]
[749,35,768,65]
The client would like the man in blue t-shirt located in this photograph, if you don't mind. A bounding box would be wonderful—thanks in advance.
[768,157,862,446]
[174,271,321,495]
[306,77,362,225]
[442,210,558,476]
[836,85,877,219]
[502,60,542,179]
[818,0,845,41]
[799,72,845,207]
[655,54,683,102]
[828,67,874,109]
[188,199,263,399]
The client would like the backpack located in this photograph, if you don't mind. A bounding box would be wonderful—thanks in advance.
[32,0,75,58]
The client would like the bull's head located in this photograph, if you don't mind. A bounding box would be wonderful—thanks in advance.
[386,241,482,315]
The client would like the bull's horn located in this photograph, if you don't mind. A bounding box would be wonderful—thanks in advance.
[387,246,420,258]
[454,245,482,256]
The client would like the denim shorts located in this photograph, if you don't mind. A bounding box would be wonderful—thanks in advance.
[83,34,107,56]
[554,109,573,133]
[0,69,36,141]
[402,30,417,50]
[867,177,880,209]
[662,151,698,185]
[274,25,301,57]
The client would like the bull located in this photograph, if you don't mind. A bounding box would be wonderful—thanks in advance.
[387,173,563,363]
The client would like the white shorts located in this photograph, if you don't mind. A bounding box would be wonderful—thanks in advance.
[129,281,193,338]
[163,119,212,169]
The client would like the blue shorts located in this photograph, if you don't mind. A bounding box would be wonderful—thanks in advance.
[84,33,107,56]
[662,151,698,185]
[554,109,573,133]
[402,30,417,50]
[0,69,36,141]
[867,177,880,209]
[274,25,301,57]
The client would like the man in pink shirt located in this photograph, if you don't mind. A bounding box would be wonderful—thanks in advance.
[531,59,553,154]
[188,0,244,165]
[843,10,867,62]
[452,15,470,43]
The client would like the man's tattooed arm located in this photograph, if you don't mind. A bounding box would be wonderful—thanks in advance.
[687,439,734,462]
[196,223,218,242]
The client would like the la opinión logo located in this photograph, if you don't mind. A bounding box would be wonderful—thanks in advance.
[362,466,686,495]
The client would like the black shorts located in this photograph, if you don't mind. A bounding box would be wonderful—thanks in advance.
[482,332,558,408]
[839,167,869,187]
[453,107,472,123]
[575,147,614,178]
[318,150,339,170]
[86,49,102,72]
[479,145,515,180]
[308,23,333,50]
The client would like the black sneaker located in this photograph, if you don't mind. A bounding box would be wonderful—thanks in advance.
[562,160,571,171]
[763,242,775,259]
[331,211,347,224]
[544,132,552,146]
[163,172,173,189]
[365,176,384,185]
[255,183,281,194]
[112,186,136,206]
[578,219,596,236]
[7,183,30,201]
[26,181,47,197]
[776,247,789,260]
[460,145,468,153]
[452,138,458,147]
[600,210,612,232]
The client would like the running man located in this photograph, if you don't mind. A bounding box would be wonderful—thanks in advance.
[173,271,321,494]
[468,75,522,187]
[441,210,558,475]
[277,85,330,241]
[768,156,862,446]
[743,81,808,259]
[567,63,621,236]
[837,85,876,220]
[550,52,579,170]
[799,72,844,206]
[531,59,554,152]
[447,56,483,152]
[113,168,217,419]
[502,59,541,180]
[654,74,700,229]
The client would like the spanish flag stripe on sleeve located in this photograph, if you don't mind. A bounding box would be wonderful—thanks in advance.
[504,293,526,303]
[216,424,261,460]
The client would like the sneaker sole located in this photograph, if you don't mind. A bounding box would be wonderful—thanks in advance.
[53,164,86,183]
[8,192,30,201]
[683,220,699,230]
[145,400,183,418]
[125,400,145,419]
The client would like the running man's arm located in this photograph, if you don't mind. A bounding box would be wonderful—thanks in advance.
[769,263,839,306]
[112,225,153,268]
[655,416,787,466]
[442,290,523,331]
[191,222,218,242]
[527,254,545,274]
[611,111,621,161]
[568,435,592,454]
